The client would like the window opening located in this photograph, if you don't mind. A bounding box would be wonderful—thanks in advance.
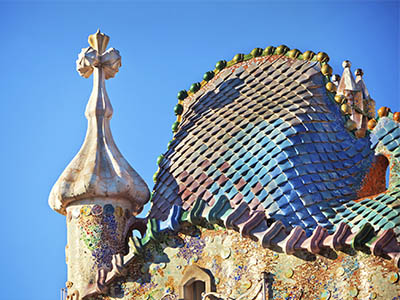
[179,265,214,300]
[188,280,205,300]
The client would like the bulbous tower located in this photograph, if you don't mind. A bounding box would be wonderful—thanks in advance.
[48,30,150,297]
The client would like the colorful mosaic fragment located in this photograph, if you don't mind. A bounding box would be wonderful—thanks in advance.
[76,204,127,270]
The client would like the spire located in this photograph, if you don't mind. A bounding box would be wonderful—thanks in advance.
[49,30,150,215]
[337,60,359,95]
[355,68,375,119]
[336,60,366,129]
[355,68,370,99]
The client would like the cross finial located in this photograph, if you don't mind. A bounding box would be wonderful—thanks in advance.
[76,29,121,79]
[48,30,149,216]
[88,29,110,55]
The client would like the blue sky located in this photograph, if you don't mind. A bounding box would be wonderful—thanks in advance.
[1,1,399,299]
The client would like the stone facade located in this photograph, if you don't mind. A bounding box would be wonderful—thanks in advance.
[101,224,400,300]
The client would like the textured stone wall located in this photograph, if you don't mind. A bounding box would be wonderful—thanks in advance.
[66,198,132,294]
[98,223,400,300]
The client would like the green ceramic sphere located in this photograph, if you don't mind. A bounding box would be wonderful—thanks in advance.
[302,50,315,60]
[251,47,263,57]
[157,154,164,165]
[215,60,227,70]
[172,121,180,132]
[263,46,276,56]
[316,52,330,63]
[276,45,289,55]
[153,171,159,183]
[334,94,345,104]
[321,64,333,76]
[190,82,201,93]
[174,104,183,115]
[177,90,188,100]
[233,53,244,63]
[203,71,215,81]
[288,49,301,59]
[349,287,359,297]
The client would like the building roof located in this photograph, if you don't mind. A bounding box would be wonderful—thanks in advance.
[150,46,400,238]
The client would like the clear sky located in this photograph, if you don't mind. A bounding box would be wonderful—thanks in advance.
[0,1,399,299]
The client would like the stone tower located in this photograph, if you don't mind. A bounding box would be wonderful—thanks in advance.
[48,30,150,297]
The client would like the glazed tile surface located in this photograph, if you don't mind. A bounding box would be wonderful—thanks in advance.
[151,55,400,237]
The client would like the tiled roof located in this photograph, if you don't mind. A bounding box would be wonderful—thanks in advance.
[150,49,400,239]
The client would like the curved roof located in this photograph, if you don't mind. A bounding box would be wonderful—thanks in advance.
[150,47,400,236]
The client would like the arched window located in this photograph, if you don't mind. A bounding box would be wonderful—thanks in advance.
[178,265,214,300]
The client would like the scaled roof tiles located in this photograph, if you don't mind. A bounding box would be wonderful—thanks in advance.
[150,52,400,239]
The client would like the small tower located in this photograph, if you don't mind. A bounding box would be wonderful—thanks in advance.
[354,68,376,120]
[337,60,375,130]
[49,30,150,296]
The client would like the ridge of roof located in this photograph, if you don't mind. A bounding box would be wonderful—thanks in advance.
[171,45,331,136]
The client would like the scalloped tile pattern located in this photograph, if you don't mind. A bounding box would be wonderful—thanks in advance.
[150,56,398,235]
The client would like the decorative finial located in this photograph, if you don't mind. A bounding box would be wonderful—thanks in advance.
[337,60,358,94]
[76,29,121,80]
[88,29,110,55]
[342,60,351,68]
[355,67,373,111]
[49,31,150,215]
[354,68,363,77]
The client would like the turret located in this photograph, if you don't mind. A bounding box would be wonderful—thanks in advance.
[336,60,375,130]
[354,68,376,120]
[48,30,150,297]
